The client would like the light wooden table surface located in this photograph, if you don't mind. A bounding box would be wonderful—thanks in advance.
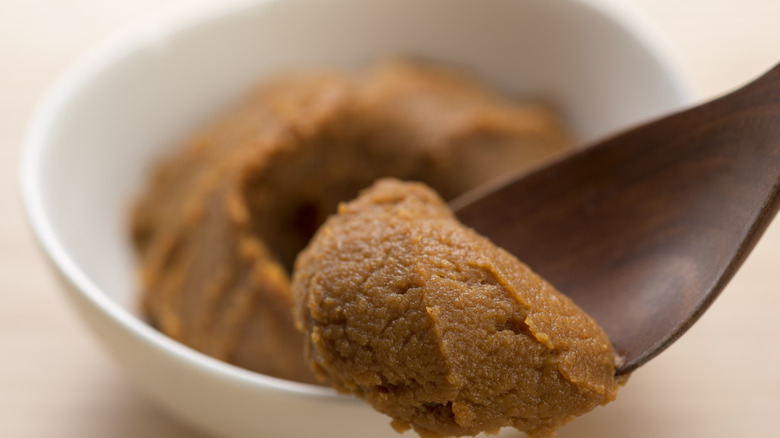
[2,1,779,437]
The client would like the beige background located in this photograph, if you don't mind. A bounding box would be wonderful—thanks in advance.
[1,0,779,437]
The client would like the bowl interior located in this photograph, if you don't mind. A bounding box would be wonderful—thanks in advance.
[25,0,691,398]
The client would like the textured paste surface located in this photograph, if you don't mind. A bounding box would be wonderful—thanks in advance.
[131,60,570,383]
[293,179,620,437]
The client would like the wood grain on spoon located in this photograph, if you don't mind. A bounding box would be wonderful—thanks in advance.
[453,63,780,376]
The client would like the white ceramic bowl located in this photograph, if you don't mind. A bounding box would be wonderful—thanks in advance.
[21,0,694,437]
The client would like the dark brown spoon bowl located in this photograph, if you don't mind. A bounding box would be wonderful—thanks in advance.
[453,63,780,376]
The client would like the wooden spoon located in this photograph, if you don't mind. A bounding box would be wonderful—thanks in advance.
[453,63,780,376]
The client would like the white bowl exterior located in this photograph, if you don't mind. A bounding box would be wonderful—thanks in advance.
[21,0,694,437]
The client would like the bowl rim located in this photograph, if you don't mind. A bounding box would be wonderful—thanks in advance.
[19,0,695,400]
